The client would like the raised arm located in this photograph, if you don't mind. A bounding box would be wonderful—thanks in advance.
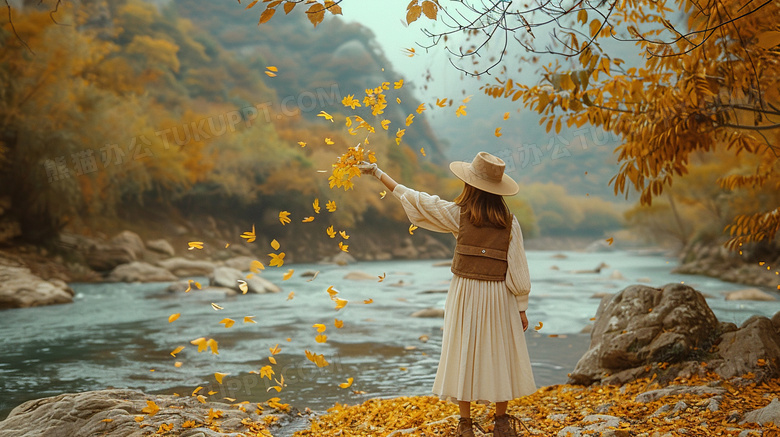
[359,162,398,192]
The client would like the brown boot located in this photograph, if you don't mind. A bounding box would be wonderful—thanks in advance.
[454,417,476,437]
[493,414,521,437]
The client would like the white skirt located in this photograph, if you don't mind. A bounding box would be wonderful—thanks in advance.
[432,276,537,402]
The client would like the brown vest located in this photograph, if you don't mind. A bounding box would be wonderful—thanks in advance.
[451,210,511,281]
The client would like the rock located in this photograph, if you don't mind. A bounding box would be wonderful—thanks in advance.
[636,277,652,283]
[551,253,568,259]
[106,262,177,283]
[410,308,445,318]
[741,397,780,425]
[0,266,74,309]
[609,270,625,280]
[0,389,285,437]
[590,292,613,299]
[772,311,780,335]
[209,267,280,294]
[569,283,720,385]
[301,270,319,278]
[570,262,609,274]
[331,252,356,265]
[157,257,216,277]
[344,271,376,281]
[110,230,146,260]
[711,316,780,380]
[551,265,560,270]
[222,256,256,272]
[725,288,777,301]
[432,261,452,267]
[85,244,135,272]
[145,239,175,257]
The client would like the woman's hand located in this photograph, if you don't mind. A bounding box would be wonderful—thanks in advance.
[357,161,380,177]
[519,311,528,332]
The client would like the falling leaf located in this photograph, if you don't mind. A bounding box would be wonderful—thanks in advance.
[378,272,386,282]
[302,216,315,223]
[326,225,336,238]
[244,316,257,323]
[339,377,354,389]
[456,105,467,117]
[250,260,265,273]
[334,319,344,328]
[266,66,278,72]
[237,280,249,294]
[260,365,274,380]
[503,112,510,120]
[403,47,416,57]
[326,200,337,212]
[339,241,349,252]
[219,318,235,328]
[298,141,307,147]
[606,237,614,245]
[196,395,206,404]
[101,419,113,423]
[495,127,502,137]
[241,225,256,243]
[317,111,334,122]
[168,313,180,323]
[327,286,339,297]
[215,372,229,384]
[339,231,349,240]
[192,386,204,396]
[211,303,223,311]
[409,224,418,235]
[313,198,321,214]
[191,337,208,352]
[380,119,391,130]
[142,400,160,417]
[170,346,185,357]
[304,350,329,367]
[313,323,327,333]
[188,241,204,250]
[206,338,219,354]
[363,298,374,304]
[269,344,281,355]
[325,138,335,145]
[264,70,277,77]
[334,297,348,310]
[396,97,401,104]
[283,269,294,281]
[380,191,387,199]
[269,356,277,365]
[315,334,328,343]
[307,271,320,282]
[270,239,280,251]
[394,79,404,89]
[420,147,426,156]
[279,211,292,225]
[416,103,426,114]
[462,95,472,103]
[175,361,183,368]
[534,321,543,331]
[287,291,295,300]
[268,252,286,267]
[405,114,415,126]
[436,98,447,107]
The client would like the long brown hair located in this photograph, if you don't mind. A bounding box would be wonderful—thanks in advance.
[454,183,511,228]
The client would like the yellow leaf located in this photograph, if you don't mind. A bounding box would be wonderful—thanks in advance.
[326,225,336,238]
[141,400,160,416]
[304,350,329,367]
[456,105,467,117]
[244,315,256,324]
[168,313,180,323]
[325,138,335,145]
[339,377,354,389]
[380,191,387,199]
[315,334,328,343]
[420,147,426,156]
[283,269,294,281]
[462,95,472,103]
[756,31,780,49]
[298,141,306,147]
[279,211,292,225]
[264,71,277,77]
[260,365,274,380]
[269,356,277,365]
[270,344,281,355]
[405,114,415,126]
[396,97,401,104]
[409,224,418,235]
[134,416,143,423]
[191,337,207,352]
[606,237,614,245]
[215,372,229,384]
[302,216,314,223]
[436,98,447,107]
[237,279,248,294]
[334,297,348,310]
[406,3,422,24]
[206,338,219,355]
[287,291,295,300]
[101,418,113,423]
[363,298,374,304]
[577,9,587,24]
[327,286,339,297]
[326,200,337,212]
[313,323,327,333]
[219,318,235,328]
[503,112,510,120]
[589,19,601,37]
[403,47,416,57]
[334,318,344,328]
[267,66,278,72]
[196,395,206,404]
[313,198,321,214]
[381,119,391,130]
[259,7,276,24]
[174,361,182,368]
[339,241,349,252]
[378,272,386,282]
[339,231,349,240]
[394,79,404,89]
[211,303,223,311]
[241,225,256,243]
[250,260,265,273]
[170,346,185,357]
[188,241,204,250]
[268,252,286,267]
[317,111,334,122]
[271,239,280,251]
[494,127,502,138]
[192,386,203,396]
[421,0,437,20]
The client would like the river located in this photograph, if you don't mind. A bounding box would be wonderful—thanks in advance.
[1,250,779,419]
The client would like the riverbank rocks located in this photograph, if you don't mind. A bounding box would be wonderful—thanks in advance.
[106,262,177,283]
[569,283,780,386]
[411,307,445,318]
[725,288,777,301]
[344,271,376,280]
[0,389,289,437]
[209,267,280,294]
[156,257,216,277]
[0,266,74,309]
[145,238,175,257]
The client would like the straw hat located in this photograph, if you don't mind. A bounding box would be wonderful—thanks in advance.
[449,152,519,196]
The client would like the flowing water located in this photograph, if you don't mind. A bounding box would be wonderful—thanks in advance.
[1,250,779,419]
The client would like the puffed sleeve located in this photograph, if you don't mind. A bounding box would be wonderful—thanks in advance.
[506,216,532,311]
[392,184,460,234]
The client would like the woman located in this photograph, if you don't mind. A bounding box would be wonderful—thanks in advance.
[359,152,536,437]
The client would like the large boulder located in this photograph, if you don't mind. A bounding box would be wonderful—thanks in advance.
[84,244,136,272]
[709,315,780,380]
[145,239,175,257]
[110,231,146,260]
[156,257,216,277]
[0,389,286,437]
[209,267,280,294]
[106,262,177,283]
[569,283,720,385]
[0,266,74,309]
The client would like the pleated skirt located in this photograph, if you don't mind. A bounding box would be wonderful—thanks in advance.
[432,276,537,403]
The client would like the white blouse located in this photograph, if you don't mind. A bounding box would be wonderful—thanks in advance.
[392,184,532,311]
